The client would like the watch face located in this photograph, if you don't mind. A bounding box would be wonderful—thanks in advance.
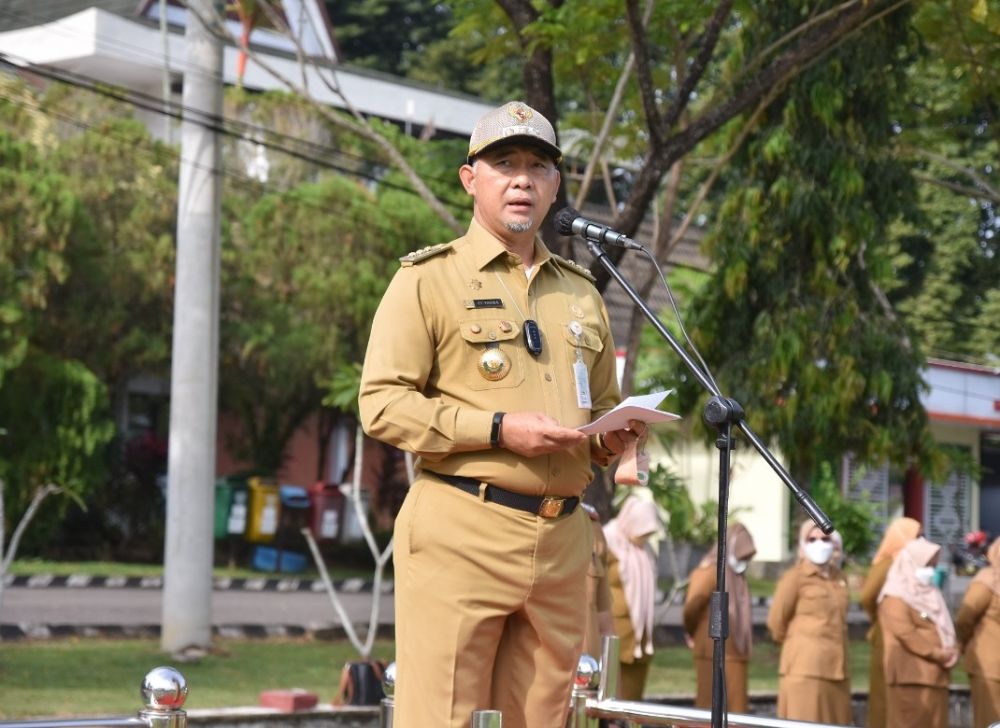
[523,319,542,357]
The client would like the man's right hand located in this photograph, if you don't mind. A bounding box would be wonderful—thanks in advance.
[498,412,587,457]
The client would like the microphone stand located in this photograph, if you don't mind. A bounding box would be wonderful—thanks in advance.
[581,238,833,728]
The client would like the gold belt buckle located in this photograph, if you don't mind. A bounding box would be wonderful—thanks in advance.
[538,496,566,518]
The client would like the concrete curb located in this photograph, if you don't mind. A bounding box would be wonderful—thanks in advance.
[2,573,391,593]
[0,622,397,642]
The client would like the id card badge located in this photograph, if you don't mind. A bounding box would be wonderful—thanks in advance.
[573,358,592,409]
[569,322,592,409]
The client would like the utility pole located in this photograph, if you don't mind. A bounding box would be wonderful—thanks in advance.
[161,0,223,654]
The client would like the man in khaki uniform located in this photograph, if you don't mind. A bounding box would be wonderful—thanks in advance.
[359,101,639,728]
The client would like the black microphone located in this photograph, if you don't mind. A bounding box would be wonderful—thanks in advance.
[553,207,643,250]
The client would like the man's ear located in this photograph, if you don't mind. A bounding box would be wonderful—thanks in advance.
[459,163,476,195]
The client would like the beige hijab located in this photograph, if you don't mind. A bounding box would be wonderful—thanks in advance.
[696,523,756,656]
[604,495,660,659]
[972,536,1000,596]
[872,517,922,565]
[878,538,956,650]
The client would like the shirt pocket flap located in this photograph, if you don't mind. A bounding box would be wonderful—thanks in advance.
[563,323,604,352]
[459,319,520,344]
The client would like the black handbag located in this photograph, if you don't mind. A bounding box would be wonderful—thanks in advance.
[334,660,386,706]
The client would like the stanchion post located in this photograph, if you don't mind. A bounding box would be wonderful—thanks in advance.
[380,661,396,728]
[567,654,600,728]
[139,667,188,728]
[597,635,620,702]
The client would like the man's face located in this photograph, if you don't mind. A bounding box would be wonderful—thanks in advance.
[459,144,560,243]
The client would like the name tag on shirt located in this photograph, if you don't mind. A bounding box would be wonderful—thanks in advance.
[464,298,504,309]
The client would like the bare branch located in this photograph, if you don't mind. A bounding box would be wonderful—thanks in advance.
[624,0,663,144]
[572,0,654,210]
[911,172,1000,204]
[187,1,464,234]
[1,483,63,574]
[661,0,735,133]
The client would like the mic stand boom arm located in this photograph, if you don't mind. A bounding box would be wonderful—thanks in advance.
[582,239,833,728]
[583,239,832,531]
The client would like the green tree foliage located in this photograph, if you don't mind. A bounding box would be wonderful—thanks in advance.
[0,129,83,385]
[0,351,114,551]
[888,1,999,365]
[221,170,443,468]
[39,117,178,399]
[325,0,456,78]
[809,461,877,559]
[650,3,936,484]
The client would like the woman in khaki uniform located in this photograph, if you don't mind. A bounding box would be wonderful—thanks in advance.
[604,494,661,700]
[683,522,757,713]
[956,536,1000,728]
[766,520,852,723]
[878,537,958,728]
[859,516,922,728]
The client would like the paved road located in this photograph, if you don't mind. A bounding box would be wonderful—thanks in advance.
[2,583,867,630]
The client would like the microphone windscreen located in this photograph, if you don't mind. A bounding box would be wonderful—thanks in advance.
[553,207,579,236]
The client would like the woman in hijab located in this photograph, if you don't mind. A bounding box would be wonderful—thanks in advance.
[878,537,958,728]
[604,493,662,700]
[956,535,1000,728]
[683,522,757,713]
[766,519,852,724]
[860,517,922,728]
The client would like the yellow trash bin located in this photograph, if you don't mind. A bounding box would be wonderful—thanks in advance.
[246,476,281,543]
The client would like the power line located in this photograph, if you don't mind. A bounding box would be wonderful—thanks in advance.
[0,89,445,245]
[0,53,471,216]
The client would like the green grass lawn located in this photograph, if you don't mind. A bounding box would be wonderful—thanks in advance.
[0,637,970,720]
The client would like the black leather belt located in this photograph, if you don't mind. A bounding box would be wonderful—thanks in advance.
[428,472,579,519]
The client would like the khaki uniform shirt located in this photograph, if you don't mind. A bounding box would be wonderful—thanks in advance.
[767,560,850,680]
[957,580,1000,680]
[683,562,751,662]
[879,595,951,687]
[359,219,621,497]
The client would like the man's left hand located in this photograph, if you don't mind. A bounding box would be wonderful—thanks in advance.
[600,419,647,456]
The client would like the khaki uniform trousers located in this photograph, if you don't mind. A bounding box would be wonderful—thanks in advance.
[392,477,591,728]
[970,674,1000,728]
[694,657,749,714]
[777,675,852,724]
[886,684,948,728]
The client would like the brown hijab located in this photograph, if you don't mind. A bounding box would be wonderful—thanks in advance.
[697,522,757,656]
[879,537,956,650]
[971,536,1000,596]
[872,517,922,565]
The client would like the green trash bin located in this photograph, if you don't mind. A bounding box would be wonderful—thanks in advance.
[214,479,233,540]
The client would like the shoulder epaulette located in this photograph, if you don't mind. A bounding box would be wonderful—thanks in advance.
[552,253,596,283]
[399,242,452,266]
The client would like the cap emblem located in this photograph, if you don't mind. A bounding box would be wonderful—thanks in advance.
[508,104,533,123]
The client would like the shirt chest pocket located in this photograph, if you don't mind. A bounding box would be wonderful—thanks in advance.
[459,318,525,390]
[562,321,604,369]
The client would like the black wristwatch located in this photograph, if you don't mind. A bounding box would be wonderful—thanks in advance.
[490,412,505,448]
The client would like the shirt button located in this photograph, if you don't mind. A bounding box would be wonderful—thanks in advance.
[470,324,482,334]
[544,373,552,382]
[488,332,497,340]
[552,468,560,476]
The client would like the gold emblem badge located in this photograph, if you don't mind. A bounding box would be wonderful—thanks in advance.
[468,278,482,290]
[478,346,511,381]
[571,304,585,319]
[508,103,532,123]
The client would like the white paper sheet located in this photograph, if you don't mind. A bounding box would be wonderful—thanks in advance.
[577,390,680,435]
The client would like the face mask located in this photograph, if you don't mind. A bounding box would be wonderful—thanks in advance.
[804,539,834,566]
[915,566,936,586]
[728,555,749,574]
